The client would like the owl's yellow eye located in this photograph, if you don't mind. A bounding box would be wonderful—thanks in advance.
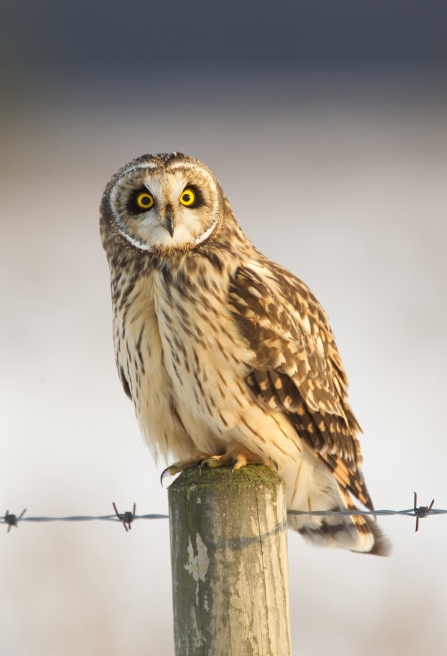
[179,189,196,207]
[136,192,155,210]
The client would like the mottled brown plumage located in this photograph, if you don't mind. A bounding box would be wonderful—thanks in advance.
[100,152,390,555]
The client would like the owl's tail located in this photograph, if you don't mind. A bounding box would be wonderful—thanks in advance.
[281,450,391,556]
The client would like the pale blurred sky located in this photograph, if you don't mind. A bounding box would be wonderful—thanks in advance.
[1,3,447,655]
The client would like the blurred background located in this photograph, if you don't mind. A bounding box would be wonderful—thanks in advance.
[1,1,446,654]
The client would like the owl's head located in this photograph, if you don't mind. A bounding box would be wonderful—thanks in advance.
[100,153,224,254]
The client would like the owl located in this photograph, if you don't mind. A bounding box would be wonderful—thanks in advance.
[100,152,390,555]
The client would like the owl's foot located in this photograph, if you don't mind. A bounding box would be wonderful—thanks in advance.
[160,452,211,486]
[198,444,278,475]
[161,446,278,486]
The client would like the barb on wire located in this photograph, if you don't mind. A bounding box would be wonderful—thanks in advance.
[413,492,435,532]
[3,509,26,533]
[0,493,444,533]
[112,502,136,532]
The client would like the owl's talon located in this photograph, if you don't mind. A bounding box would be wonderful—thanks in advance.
[194,459,206,473]
[160,466,173,487]
[230,455,248,474]
[161,452,212,485]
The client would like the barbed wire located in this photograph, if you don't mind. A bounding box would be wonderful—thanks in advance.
[1,504,168,533]
[1,494,443,533]
[288,493,439,532]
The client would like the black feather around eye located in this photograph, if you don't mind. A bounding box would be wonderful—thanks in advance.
[182,184,205,208]
[128,188,155,213]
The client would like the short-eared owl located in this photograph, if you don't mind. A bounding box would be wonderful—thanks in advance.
[100,152,389,555]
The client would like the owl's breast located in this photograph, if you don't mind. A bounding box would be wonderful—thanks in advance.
[114,262,299,466]
[151,263,297,461]
[113,271,195,463]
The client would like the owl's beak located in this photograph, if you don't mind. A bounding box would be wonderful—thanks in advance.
[163,204,175,238]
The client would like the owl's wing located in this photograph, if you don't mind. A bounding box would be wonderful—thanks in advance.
[229,259,373,510]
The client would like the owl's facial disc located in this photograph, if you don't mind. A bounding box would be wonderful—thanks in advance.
[108,159,222,253]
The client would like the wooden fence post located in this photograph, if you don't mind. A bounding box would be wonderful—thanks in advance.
[168,464,292,656]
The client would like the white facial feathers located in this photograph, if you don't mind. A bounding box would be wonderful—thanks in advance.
[107,159,222,253]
